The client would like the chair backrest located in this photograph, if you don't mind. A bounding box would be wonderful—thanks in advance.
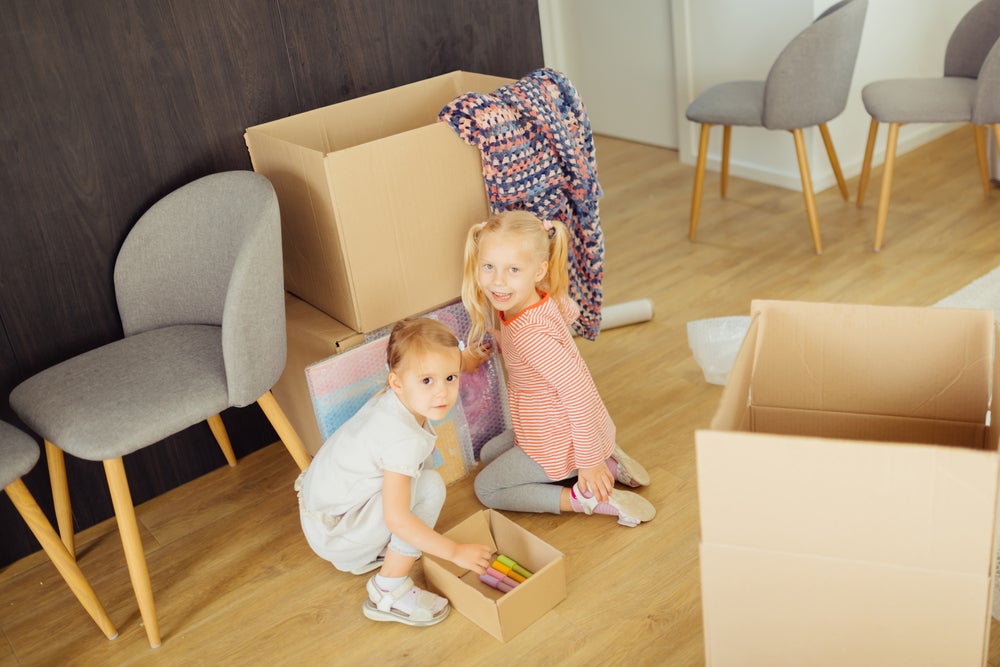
[762,0,868,130]
[973,36,1000,124]
[114,171,286,407]
[0,421,40,488]
[944,0,1000,79]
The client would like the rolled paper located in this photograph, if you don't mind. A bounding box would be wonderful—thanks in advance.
[600,298,654,331]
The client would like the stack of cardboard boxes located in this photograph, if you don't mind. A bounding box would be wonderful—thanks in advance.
[245,71,511,455]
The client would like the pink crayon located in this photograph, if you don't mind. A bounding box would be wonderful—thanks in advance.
[479,572,515,593]
[486,567,520,589]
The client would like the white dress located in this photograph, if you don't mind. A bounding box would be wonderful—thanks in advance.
[296,389,438,570]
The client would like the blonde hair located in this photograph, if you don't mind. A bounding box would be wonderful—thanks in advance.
[461,210,570,353]
[386,318,460,376]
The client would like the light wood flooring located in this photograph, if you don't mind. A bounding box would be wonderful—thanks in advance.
[2,128,1000,666]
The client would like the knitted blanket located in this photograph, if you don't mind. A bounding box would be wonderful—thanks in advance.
[438,68,604,340]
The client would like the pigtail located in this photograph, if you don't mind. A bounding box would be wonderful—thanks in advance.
[461,222,494,355]
[544,219,571,301]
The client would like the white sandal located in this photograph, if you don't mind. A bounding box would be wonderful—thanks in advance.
[362,576,450,627]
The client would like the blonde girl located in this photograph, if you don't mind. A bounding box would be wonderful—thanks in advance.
[296,318,493,627]
[461,210,655,526]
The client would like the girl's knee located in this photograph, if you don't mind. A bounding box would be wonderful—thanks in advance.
[473,471,499,508]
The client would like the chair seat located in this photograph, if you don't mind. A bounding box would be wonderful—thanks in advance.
[10,325,229,461]
[0,421,41,487]
[861,77,978,123]
[685,81,766,127]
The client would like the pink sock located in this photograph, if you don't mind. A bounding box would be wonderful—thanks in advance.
[569,485,618,516]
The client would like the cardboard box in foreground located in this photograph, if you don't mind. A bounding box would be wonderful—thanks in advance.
[245,71,513,333]
[425,509,566,641]
[696,300,1000,667]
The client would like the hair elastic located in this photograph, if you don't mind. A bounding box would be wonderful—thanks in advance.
[542,219,556,239]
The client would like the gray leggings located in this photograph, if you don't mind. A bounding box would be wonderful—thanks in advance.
[474,429,572,514]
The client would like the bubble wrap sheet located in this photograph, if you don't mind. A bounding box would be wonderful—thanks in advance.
[305,301,510,480]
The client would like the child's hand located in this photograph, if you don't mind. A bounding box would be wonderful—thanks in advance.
[577,464,614,504]
[452,542,494,574]
[460,342,493,374]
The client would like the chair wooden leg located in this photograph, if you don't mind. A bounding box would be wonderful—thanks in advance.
[104,458,161,648]
[791,128,823,255]
[45,440,74,556]
[818,123,849,200]
[690,124,712,241]
[857,119,878,206]
[721,125,731,199]
[257,390,312,471]
[206,414,237,467]
[874,122,901,252]
[6,479,118,640]
[974,124,991,197]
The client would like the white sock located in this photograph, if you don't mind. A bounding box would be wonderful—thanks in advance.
[374,574,406,591]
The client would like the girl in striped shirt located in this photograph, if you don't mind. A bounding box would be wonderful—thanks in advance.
[461,210,655,527]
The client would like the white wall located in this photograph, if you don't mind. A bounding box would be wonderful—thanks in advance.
[672,0,978,192]
[539,0,677,148]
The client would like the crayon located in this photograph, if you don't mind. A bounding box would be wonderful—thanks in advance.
[496,554,533,579]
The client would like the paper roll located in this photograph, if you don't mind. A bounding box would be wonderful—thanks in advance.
[600,298,654,330]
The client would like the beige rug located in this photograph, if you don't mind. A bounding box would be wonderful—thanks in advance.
[933,265,1000,314]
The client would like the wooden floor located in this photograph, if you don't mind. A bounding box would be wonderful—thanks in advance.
[2,128,1000,666]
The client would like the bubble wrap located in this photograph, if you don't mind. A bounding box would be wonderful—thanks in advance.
[305,301,510,480]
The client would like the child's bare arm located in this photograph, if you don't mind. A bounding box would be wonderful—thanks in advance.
[382,471,492,572]
[460,341,494,374]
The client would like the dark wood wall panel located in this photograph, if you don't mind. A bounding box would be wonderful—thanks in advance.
[0,0,542,566]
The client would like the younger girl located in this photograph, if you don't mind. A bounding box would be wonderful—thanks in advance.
[462,210,655,527]
[296,318,493,627]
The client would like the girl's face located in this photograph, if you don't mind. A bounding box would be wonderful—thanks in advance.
[477,232,548,318]
[388,345,462,426]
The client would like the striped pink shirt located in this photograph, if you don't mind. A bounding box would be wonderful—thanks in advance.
[498,291,615,479]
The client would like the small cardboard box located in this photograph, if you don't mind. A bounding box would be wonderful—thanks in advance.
[424,510,566,641]
[272,293,365,455]
[696,300,1000,666]
[245,71,513,333]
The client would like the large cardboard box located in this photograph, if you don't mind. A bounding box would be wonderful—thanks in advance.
[424,510,566,641]
[696,300,1000,666]
[272,293,365,455]
[245,71,513,332]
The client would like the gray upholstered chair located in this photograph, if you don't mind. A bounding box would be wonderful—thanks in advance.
[10,171,312,648]
[685,0,868,254]
[1,420,118,640]
[857,0,1000,251]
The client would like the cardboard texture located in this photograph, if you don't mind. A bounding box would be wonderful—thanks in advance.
[696,300,1000,666]
[244,71,513,332]
[424,510,566,641]
[272,293,364,455]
